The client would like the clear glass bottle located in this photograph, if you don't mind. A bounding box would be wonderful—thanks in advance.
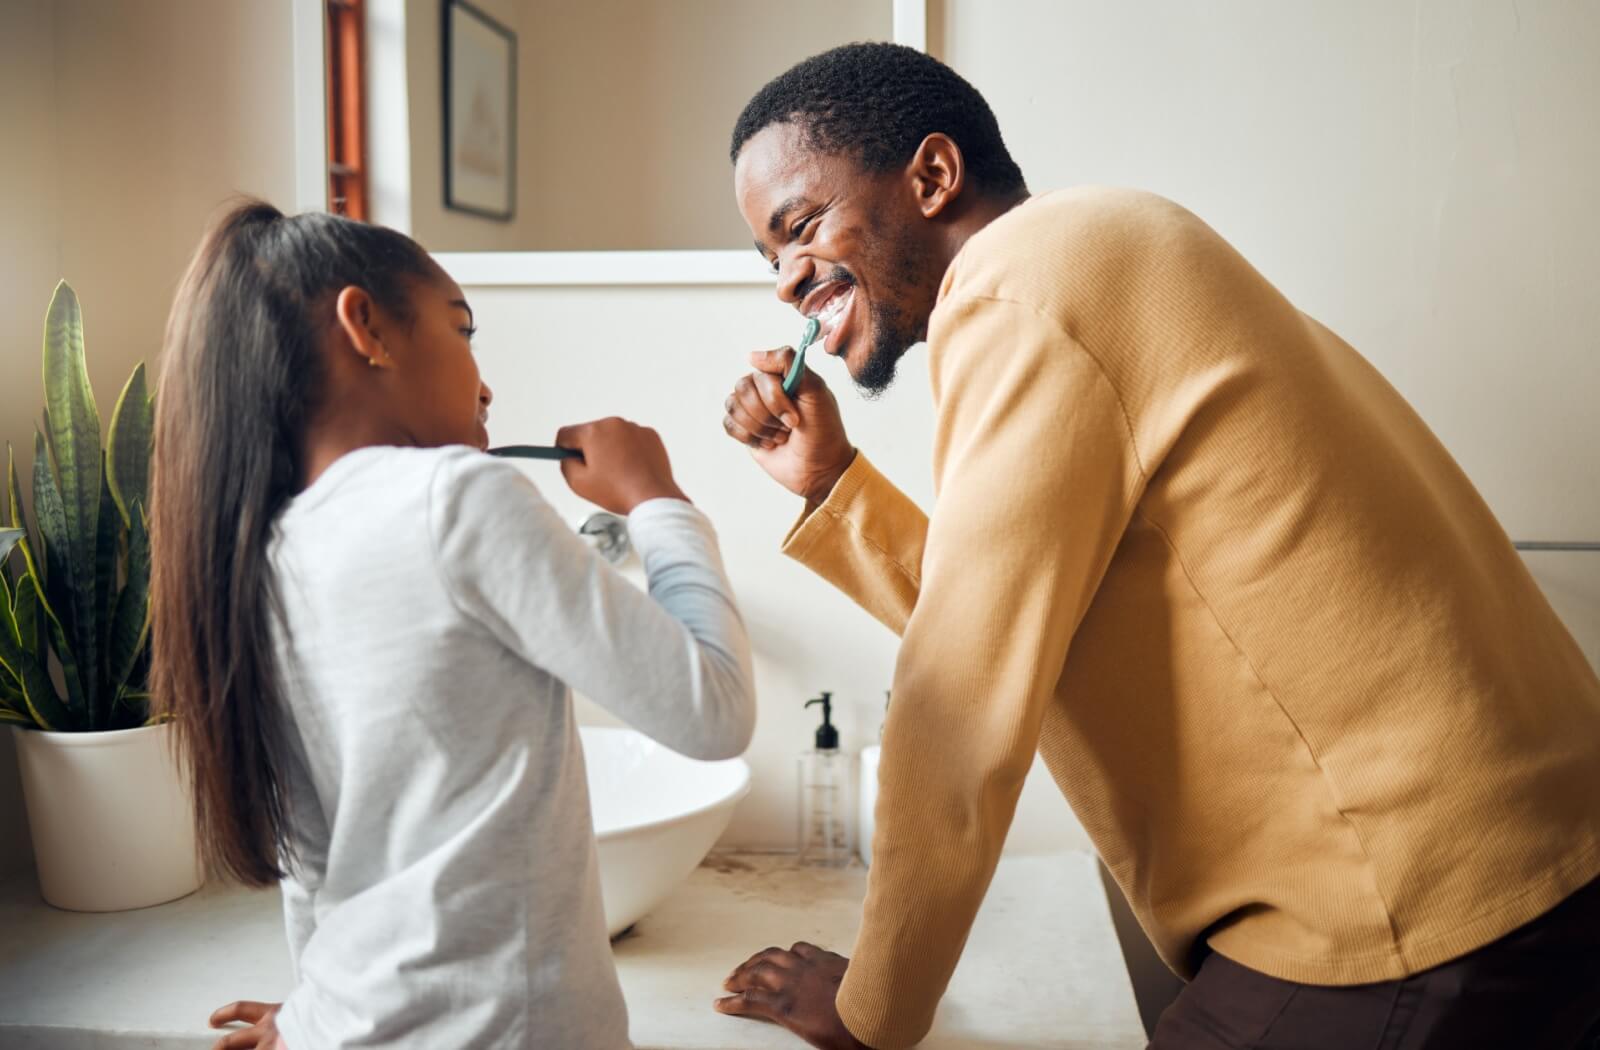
[798,693,851,866]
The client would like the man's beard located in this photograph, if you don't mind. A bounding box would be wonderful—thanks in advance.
[852,301,918,397]
[851,223,938,398]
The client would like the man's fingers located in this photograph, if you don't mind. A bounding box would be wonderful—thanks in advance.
[731,375,791,435]
[789,941,824,960]
[724,959,793,993]
[713,988,787,1024]
[750,371,801,428]
[749,347,798,376]
[725,946,800,988]
[209,1001,271,1028]
[723,413,769,450]
[723,399,786,448]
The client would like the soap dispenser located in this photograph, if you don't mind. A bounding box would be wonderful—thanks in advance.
[798,692,851,867]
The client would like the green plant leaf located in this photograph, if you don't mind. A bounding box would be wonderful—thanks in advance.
[5,443,21,528]
[13,569,39,656]
[10,574,73,731]
[6,443,42,592]
[0,708,33,727]
[41,281,103,726]
[0,560,19,655]
[107,499,151,703]
[109,690,150,731]
[0,525,21,609]
[0,528,22,568]
[32,431,87,716]
[92,458,118,728]
[0,668,27,714]
[31,431,66,606]
[0,587,23,698]
[106,363,152,530]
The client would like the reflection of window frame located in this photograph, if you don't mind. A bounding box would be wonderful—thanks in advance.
[325,0,368,220]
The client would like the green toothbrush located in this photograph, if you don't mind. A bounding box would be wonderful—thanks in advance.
[488,445,583,461]
[782,317,822,398]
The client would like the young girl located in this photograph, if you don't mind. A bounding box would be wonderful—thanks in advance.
[151,201,756,1049]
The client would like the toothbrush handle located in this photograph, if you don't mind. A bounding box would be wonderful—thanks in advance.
[781,348,808,398]
[782,318,822,398]
[488,445,585,461]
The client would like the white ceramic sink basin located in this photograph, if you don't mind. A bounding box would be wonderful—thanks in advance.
[580,727,751,937]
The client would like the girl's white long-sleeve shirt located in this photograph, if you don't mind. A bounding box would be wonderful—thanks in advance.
[265,445,756,1049]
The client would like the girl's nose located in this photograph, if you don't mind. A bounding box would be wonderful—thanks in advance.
[480,382,494,407]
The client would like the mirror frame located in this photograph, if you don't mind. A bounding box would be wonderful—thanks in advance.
[292,0,926,286]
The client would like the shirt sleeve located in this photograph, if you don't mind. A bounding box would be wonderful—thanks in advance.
[278,875,317,984]
[832,296,1146,1048]
[429,454,756,761]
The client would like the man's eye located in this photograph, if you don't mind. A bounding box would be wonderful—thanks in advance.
[792,215,814,238]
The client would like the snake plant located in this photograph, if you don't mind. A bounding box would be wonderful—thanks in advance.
[1,281,154,732]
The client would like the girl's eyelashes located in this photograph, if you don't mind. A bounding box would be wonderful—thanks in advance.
[461,326,478,341]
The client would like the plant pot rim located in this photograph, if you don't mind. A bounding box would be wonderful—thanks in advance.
[10,722,170,747]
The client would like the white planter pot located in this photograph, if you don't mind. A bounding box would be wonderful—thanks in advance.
[11,721,202,911]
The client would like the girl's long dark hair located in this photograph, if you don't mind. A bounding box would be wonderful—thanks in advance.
[152,200,434,886]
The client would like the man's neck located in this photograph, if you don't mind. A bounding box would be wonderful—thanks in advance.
[939,189,1031,272]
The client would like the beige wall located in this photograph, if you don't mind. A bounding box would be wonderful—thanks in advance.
[0,0,297,876]
[0,0,62,880]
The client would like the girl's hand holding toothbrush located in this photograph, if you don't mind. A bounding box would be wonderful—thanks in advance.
[555,417,689,514]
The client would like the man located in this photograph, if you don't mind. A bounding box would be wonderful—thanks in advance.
[712,42,1600,1050]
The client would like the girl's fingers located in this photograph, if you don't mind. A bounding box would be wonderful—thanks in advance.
[212,1029,262,1050]
[209,1001,272,1027]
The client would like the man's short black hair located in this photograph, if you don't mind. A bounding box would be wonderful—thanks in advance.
[730,42,1026,198]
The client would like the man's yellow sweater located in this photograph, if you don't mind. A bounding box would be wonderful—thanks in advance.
[782,187,1600,1049]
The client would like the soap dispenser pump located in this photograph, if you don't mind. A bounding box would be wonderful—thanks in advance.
[797,692,851,867]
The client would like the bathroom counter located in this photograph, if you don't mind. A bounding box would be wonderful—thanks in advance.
[0,850,1146,1048]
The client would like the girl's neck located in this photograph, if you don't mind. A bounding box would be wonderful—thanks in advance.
[298,416,414,492]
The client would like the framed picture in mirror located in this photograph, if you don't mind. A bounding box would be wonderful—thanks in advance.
[443,0,516,221]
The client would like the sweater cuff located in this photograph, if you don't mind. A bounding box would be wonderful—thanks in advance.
[780,450,877,561]
[837,978,927,1050]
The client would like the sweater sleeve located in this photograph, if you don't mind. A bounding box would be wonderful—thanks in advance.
[833,297,1146,1048]
[429,454,756,761]
[780,452,928,635]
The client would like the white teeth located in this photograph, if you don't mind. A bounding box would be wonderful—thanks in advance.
[816,287,852,331]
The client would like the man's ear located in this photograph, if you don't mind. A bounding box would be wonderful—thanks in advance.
[907,133,966,220]
[333,286,390,368]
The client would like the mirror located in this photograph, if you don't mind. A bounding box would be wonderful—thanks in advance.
[323,0,906,263]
